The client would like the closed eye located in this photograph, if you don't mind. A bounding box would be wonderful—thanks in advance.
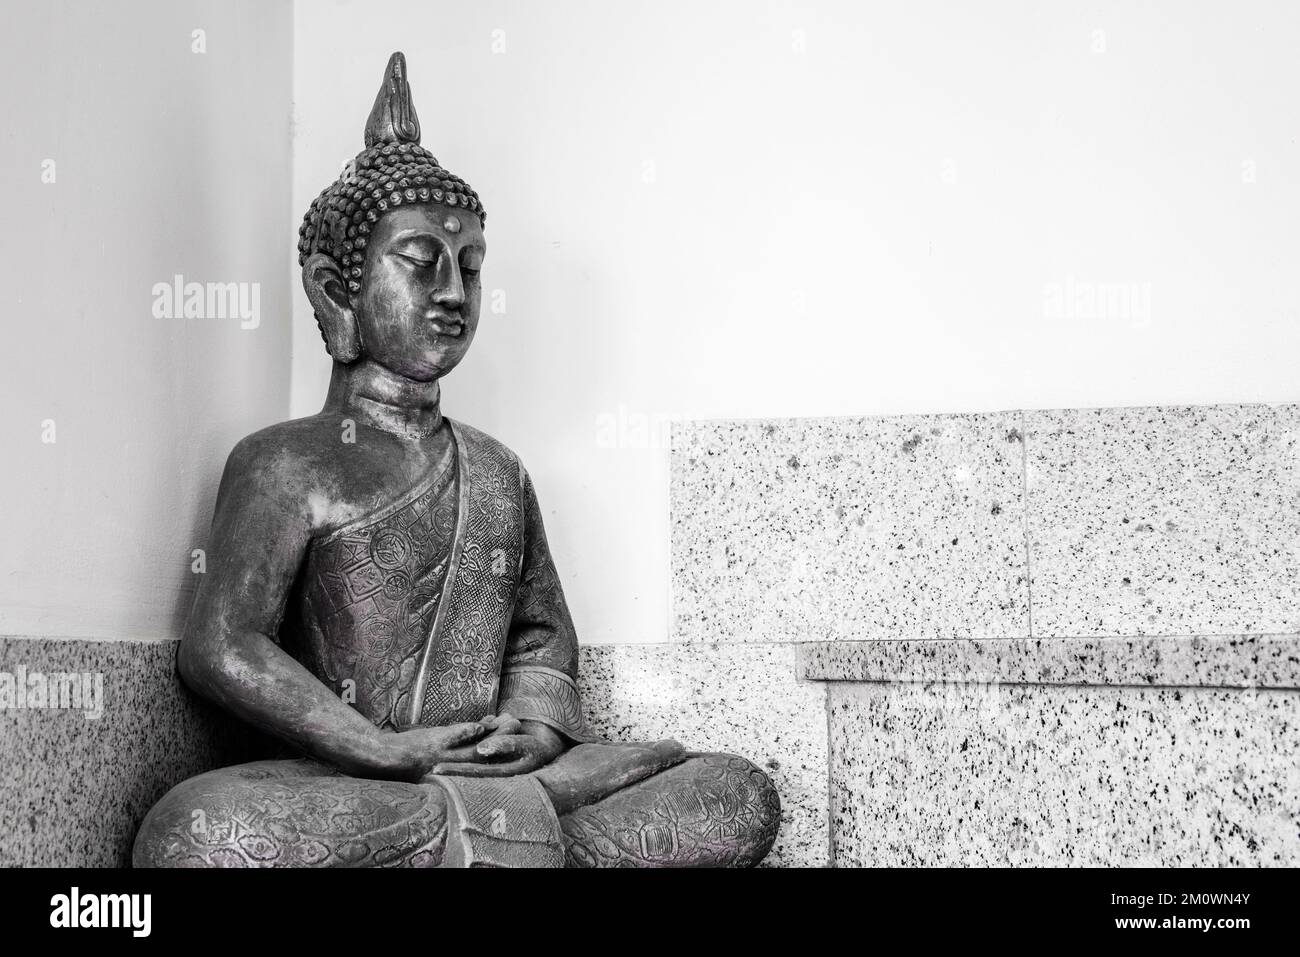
[459,253,483,277]
[396,252,436,268]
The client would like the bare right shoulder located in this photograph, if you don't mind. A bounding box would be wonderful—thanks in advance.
[217,413,360,538]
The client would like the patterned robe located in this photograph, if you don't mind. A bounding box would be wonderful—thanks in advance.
[281,419,596,744]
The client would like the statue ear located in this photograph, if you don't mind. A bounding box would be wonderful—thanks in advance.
[302,253,362,363]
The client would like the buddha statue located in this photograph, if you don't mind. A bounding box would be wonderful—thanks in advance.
[134,52,779,868]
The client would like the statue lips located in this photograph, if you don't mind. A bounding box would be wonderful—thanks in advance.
[426,311,464,337]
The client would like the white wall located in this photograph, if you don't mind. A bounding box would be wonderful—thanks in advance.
[0,1,294,640]
[291,0,1300,644]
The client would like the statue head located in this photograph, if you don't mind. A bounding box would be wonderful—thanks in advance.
[299,52,486,381]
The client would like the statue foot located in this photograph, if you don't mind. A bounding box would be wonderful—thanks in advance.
[534,738,687,815]
[559,753,781,867]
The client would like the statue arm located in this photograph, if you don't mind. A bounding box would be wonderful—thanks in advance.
[178,437,482,780]
[496,467,598,744]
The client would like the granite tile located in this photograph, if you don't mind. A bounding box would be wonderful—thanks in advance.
[579,642,828,867]
[799,634,1300,689]
[829,682,1299,866]
[1026,405,1300,638]
[671,415,1029,643]
[0,637,260,867]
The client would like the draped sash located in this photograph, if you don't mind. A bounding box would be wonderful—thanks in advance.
[410,420,525,728]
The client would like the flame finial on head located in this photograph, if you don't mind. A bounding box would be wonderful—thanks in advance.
[364,51,422,148]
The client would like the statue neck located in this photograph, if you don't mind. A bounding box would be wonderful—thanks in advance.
[324,359,444,440]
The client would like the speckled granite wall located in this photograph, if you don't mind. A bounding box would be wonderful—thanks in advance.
[824,681,1298,866]
[671,414,1030,643]
[805,634,1300,865]
[673,404,1300,866]
[1025,406,1300,637]
[671,404,1299,643]
[0,637,258,867]
[799,634,1300,690]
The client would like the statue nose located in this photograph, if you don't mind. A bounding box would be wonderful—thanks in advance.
[432,254,465,308]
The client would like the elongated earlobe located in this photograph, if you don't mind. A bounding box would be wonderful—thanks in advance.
[302,253,362,363]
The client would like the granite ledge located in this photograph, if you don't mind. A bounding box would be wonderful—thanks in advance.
[799,634,1300,689]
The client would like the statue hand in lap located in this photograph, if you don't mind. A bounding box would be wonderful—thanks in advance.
[431,716,566,778]
[134,52,779,869]
[384,721,495,781]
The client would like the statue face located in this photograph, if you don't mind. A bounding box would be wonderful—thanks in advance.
[354,205,485,381]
